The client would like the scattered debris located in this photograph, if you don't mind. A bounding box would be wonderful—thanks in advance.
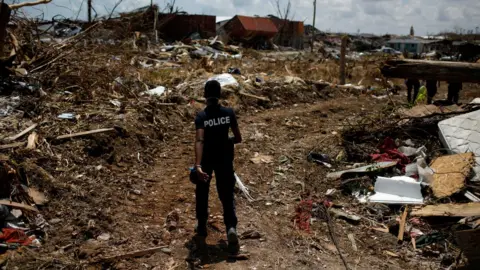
[146,86,166,96]
[240,230,262,240]
[329,208,361,222]
[250,153,274,164]
[235,173,254,202]
[327,162,397,180]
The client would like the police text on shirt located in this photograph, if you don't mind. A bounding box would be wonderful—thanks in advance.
[204,116,230,127]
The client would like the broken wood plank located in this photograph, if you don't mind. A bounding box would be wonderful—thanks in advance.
[222,88,270,102]
[55,128,115,140]
[96,246,168,262]
[9,0,52,10]
[0,200,39,213]
[398,206,409,241]
[238,91,270,102]
[6,123,38,142]
[412,203,480,217]
[0,142,25,150]
[381,59,480,83]
[26,132,38,150]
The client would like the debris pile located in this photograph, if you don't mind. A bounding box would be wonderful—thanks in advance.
[315,104,480,268]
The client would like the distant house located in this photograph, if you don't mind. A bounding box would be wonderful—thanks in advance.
[220,15,279,48]
[386,39,437,55]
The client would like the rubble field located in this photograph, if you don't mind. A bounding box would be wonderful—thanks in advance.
[1,16,480,270]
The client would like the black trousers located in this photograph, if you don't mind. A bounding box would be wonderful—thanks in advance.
[427,86,437,104]
[196,157,237,234]
[406,79,420,103]
[447,88,460,104]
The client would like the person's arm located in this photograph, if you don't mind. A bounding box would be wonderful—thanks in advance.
[194,115,209,182]
[232,126,242,144]
[230,109,242,144]
[195,129,204,167]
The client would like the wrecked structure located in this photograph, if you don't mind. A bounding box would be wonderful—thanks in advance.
[269,16,304,49]
[157,14,216,41]
[219,15,278,49]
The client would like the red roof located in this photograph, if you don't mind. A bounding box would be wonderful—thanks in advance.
[225,15,278,40]
[236,16,278,35]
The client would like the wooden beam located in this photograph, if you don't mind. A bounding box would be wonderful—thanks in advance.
[412,203,480,217]
[55,128,115,140]
[0,200,39,213]
[381,59,480,83]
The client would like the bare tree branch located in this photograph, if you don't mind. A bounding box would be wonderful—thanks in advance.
[108,0,124,19]
[9,0,52,10]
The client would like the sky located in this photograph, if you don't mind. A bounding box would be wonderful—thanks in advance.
[9,0,480,35]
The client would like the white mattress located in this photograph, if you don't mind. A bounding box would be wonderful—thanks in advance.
[438,110,480,181]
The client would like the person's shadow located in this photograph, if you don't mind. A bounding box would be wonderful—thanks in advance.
[185,235,241,269]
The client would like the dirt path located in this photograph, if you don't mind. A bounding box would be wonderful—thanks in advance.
[117,96,408,270]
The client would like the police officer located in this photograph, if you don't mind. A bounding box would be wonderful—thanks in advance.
[194,80,242,254]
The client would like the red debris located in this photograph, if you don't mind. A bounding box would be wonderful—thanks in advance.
[370,137,410,170]
[294,199,313,232]
[0,228,33,246]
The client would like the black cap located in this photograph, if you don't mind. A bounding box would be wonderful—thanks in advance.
[205,80,221,99]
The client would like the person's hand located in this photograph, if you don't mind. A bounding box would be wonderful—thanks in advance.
[196,167,209,183]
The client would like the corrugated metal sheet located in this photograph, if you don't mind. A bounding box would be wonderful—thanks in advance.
[157,14,216,40]
[225,15,278,40]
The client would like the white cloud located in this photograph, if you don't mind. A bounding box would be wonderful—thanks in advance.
[12,0,480,35]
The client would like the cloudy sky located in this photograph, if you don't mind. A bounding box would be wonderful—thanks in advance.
[11,0,480,35]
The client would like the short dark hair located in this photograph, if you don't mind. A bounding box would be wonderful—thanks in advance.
[205,80,221,99]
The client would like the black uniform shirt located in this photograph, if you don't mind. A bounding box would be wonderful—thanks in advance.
[195,105,238,160]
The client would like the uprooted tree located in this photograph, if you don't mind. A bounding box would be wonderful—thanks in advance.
[9,0,52,10]
[0,0,54,56]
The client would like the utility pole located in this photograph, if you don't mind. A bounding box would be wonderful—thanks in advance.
[311,0,316,53]
[339,36,348,85]
[87,0,92,23]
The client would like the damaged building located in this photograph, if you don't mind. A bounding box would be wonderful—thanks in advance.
[219,15,278,49]
[157,14,216,41]
[218,15,304,49]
